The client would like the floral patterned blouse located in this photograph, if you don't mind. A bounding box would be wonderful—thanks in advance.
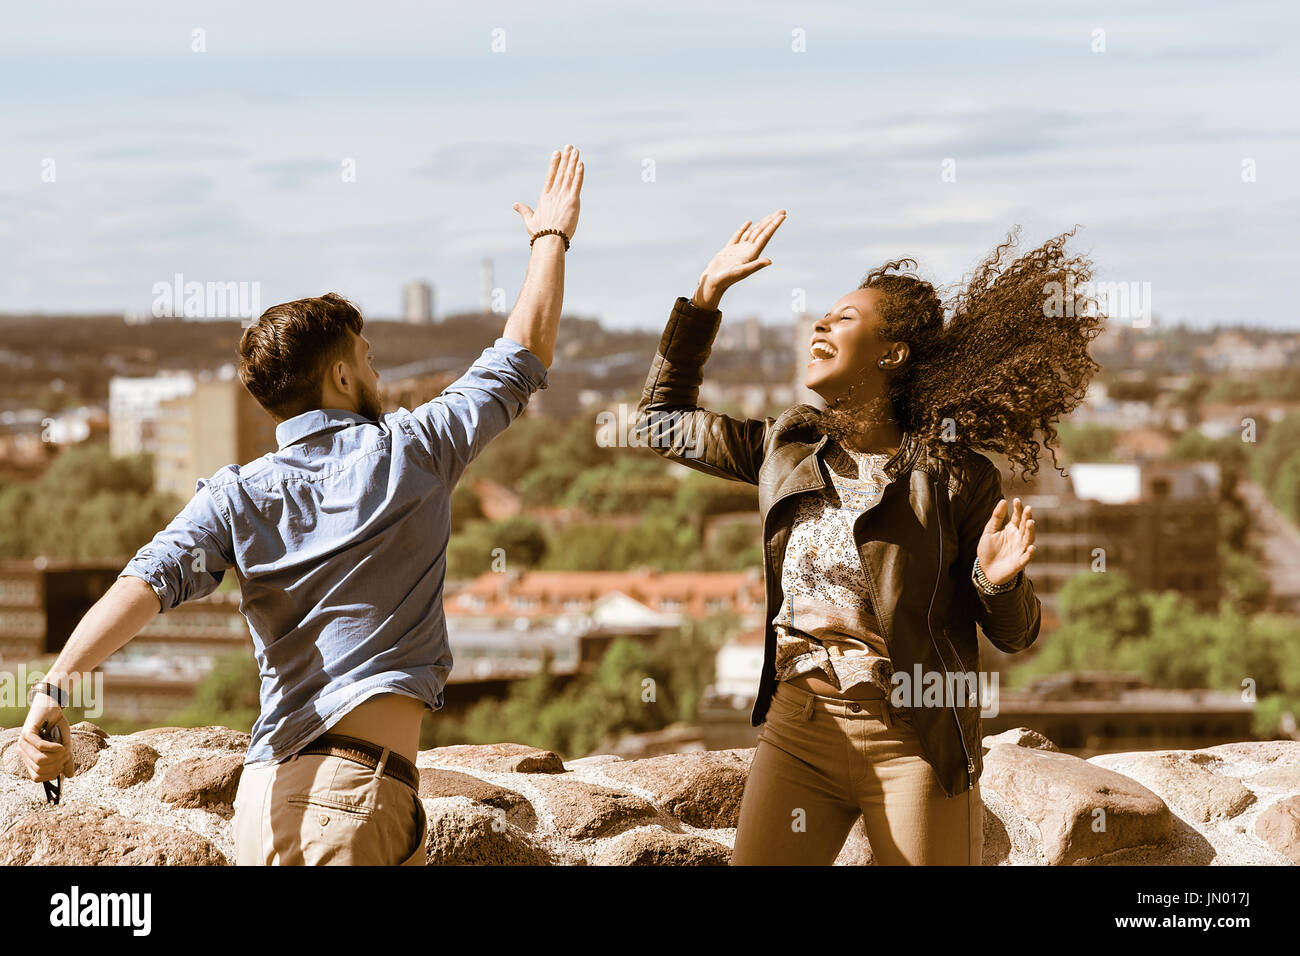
[771,438,895,696]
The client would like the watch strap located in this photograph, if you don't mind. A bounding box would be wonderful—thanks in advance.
[30,681,69,708]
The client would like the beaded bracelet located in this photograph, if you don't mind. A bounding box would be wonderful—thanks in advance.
[972,556,1019,594]
[530,228,570,251]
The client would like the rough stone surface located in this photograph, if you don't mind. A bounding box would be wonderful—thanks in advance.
[981,744,1174,864]
[0,724,1295,865]
[523,777,660,839]
[157,753,245,809]
[982,727,1059,754]
[1254,795,1300,865]
[0,804,227,865]
[590,828,730,865]
[597,749,749,828]
[101,743,160,789]
[421,799,552,865]
[71,721,109,740]
[1090,751,1256,823]
[418,768,536,830]
[424,743,565,774]
[126,726,251,751]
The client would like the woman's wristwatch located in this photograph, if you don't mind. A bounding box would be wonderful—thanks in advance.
[972,556,1020,595]
[28,680,69,708]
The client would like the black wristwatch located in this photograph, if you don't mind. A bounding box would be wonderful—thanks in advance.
[28,681,69,708]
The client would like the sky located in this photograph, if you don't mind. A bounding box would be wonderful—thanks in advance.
[0,0,1296,331]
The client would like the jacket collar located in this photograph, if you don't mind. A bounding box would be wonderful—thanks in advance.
[275,408,375,449]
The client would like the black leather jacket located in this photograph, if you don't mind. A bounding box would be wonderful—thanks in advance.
[636,296,1043,797]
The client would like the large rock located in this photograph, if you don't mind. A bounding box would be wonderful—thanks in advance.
[1254,795,1300,864]
[1089,751,1255,823]
[157,753,245,808]
[598,750,750,828]
[590,828,729,865]
[71,721,109,741]
[1202,740,1300,766]
[101,743,161,788]
[422,798,553,865]
[0,805,227,865]
[418,768,536,830]
[424,743,565,774]
[525,778,659,840]
[981,744,1173,864]
[126,726,250,752]
[982,727,1059,754]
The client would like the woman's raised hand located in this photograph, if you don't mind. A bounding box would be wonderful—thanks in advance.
[977,497,1037,587]
[514,145,583,243]
[692,209,786,310]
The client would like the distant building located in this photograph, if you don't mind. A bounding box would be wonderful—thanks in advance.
[0,559,250,664]
[41,406,108,445]
[1198,331,1296,373]
[1010,457,1222,617]
[983,672,1256,756]
[714,313,761,352]
[402,280,435,324]
[697,381,795,418]
[378,368,457,414]
[449,568,765,631]
[108,373,196,457]
[154,373,278,499]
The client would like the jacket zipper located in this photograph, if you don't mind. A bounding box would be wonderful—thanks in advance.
[928,481,975,793]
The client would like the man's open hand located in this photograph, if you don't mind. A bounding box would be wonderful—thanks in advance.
[513,144,583,242]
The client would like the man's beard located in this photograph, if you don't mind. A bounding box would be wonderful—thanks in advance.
[357,382,385,421]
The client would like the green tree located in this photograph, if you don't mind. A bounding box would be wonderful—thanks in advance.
[446,515,548,579]
[0,444,182,561]
[167,650,261,732]
[1054,422,1119,463]
[449,483,484,526]
[562,457,679,514]
[1056,569,1149,641]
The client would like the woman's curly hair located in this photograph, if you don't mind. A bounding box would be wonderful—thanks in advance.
[821,226,1104,482]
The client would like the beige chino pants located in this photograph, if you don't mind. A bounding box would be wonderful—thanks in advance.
[731,679,983,865]
[232,751,428,866]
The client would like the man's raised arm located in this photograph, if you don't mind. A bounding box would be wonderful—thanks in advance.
[403,145,583,488]
[502,144,583,368]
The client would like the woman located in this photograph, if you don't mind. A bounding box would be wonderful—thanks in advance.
[635,210,1103,865]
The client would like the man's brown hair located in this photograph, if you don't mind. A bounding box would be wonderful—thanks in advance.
[238,292,364,421]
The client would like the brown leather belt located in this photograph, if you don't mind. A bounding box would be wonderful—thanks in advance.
[296,733,420,792]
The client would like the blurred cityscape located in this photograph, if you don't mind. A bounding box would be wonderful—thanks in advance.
[2,287,1299,760]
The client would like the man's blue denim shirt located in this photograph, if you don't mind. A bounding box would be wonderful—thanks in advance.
[120,337,549,767]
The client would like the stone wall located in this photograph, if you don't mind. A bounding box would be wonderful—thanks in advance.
[0,723,1295,865]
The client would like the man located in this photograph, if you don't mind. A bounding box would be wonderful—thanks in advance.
[18,144,584,866]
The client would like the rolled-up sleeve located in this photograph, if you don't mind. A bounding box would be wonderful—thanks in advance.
[120,479,236,612]
[403,336,550,489]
